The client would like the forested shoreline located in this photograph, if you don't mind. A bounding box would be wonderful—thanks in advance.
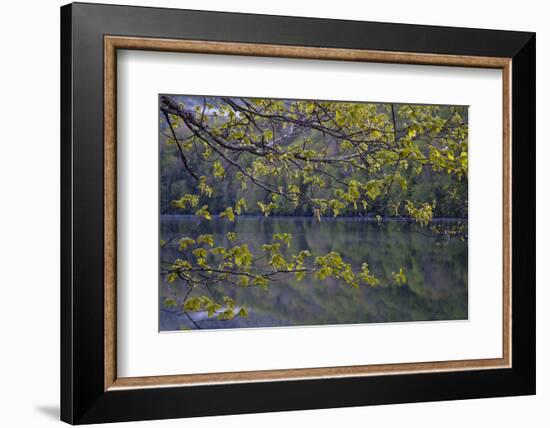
[160,96,467,220]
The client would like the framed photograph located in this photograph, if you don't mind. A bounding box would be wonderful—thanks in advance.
[61,2,535,424]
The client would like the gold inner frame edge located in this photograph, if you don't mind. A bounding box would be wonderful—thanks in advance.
[104,36,512,391]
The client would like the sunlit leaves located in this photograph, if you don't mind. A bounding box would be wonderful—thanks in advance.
[196,234,214,247]
[162,97,467,223]
[329,199,346,217]
[195,205,212,220]
[270,253,288,270]
[192,247,207,260]
[404,200,434,227]
[358,263,379,286]
[209,296,247,320]
[237,276,250,287]
[228,244,253,268]
[184,295,221,317]
[237,307,248,318]
[219,206,235,222]
[198,176,213,197]
[257,201,277,216]
[363,180,384,200]
[212,160,225,178]
[273,233,292,248]
[164,297,177,308]
[171,101,463,220]
[172,259,191,269]
[171,194,199,209]
[161,226,422,324]
[251,159,272,178]
[201,144,212,160]
[395,172,408,192]
[217,296,237,320]
[314,252,358,288]
[295,270,307,282]
[261,243,281,255]
[235,198,247,215]
[178,237,195,250]
[339,140,353,151]
[211,246,226,256]
[252,275,269,289]
[392,268,407,285]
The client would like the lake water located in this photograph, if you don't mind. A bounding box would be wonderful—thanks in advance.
[159,215,468,331]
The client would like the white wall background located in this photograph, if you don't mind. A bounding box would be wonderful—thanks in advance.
[0,0,546,426]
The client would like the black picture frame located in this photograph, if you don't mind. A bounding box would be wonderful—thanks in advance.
[61,2,535,424]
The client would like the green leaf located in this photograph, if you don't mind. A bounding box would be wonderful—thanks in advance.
[164,297,177,308]
[392,268,407,285]
[170,194,200,209]
[195,205,212,220]
[295,270,306,282]
[212,160,225,178]
[192,248,208,259]
[235,198,247,215]
[178,237,195,250]
[198,176,214,197]
[196,234,215,247]
[273,233,292,248]
[219,206,236,222]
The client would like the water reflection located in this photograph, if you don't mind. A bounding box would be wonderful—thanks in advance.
[160,216,467,331]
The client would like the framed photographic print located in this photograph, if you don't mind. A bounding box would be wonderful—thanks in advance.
[61,2,536,424]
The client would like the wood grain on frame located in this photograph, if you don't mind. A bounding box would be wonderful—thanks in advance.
[104,36,512,391]
[104,37,117,390]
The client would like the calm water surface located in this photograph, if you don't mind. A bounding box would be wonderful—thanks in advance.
[159,215,467,331]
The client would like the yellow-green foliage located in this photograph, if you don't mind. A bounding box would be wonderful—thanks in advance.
[160,96,468,322]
